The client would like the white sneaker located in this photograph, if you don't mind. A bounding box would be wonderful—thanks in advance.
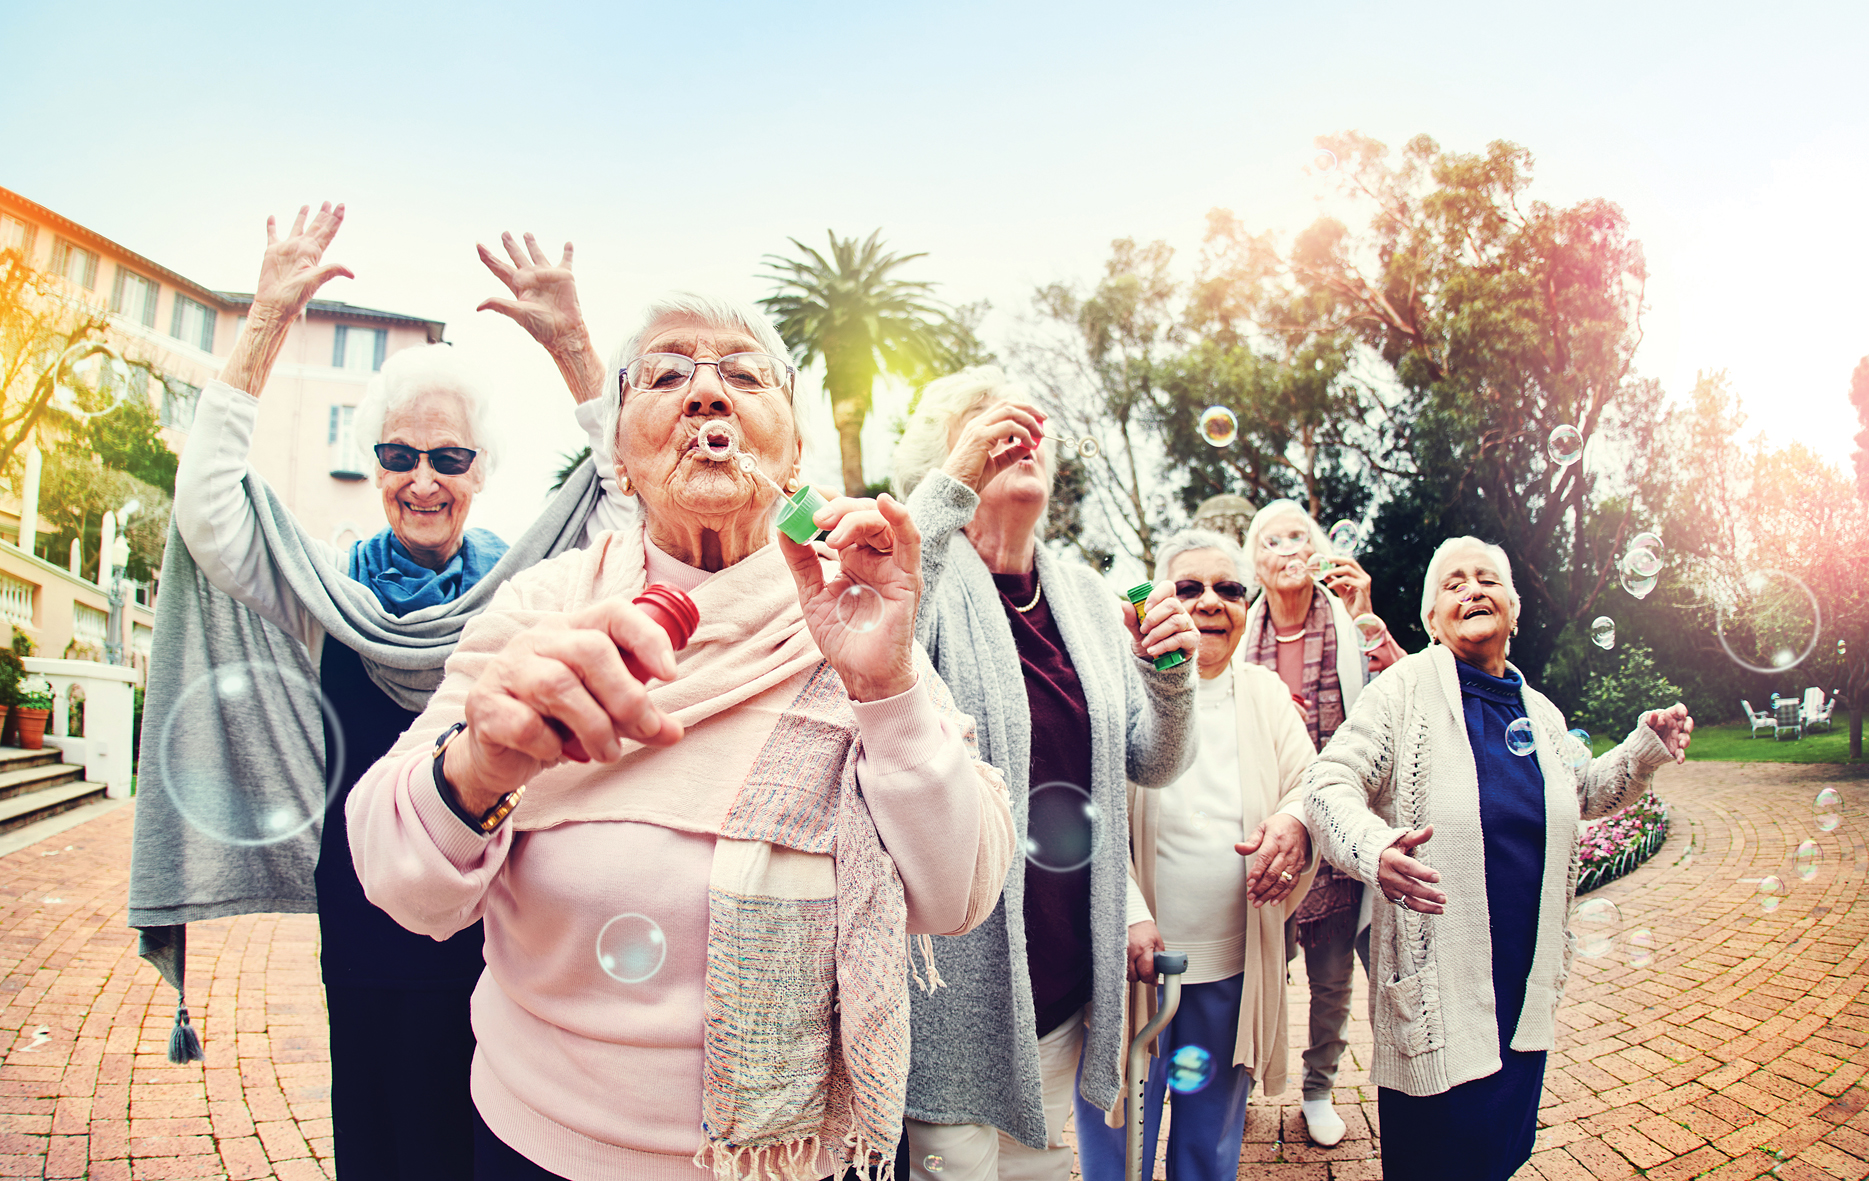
[1302,1099,1346,1147]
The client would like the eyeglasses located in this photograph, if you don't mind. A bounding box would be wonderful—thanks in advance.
[373,443,478,476]
[1174,579,1248,603]
[622,352,796,397]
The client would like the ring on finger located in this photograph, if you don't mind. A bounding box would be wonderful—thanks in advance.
[1278,870,1294,884]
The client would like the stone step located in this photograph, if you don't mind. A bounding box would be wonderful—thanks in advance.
[0,745,65,773]
[0,779,107,837]
[0,761,81,802]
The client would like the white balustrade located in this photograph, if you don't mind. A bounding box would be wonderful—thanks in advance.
[25,657,136,798]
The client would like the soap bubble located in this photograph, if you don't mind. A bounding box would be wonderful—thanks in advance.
[1262,525,1308,557]
[1796,839,1820,882]
[835,583,884,633]
[1757,875,1783,912]
[1352,613,1387,653]
[1813,788,1842,833]
[1077,437,1101,459]
[1327,519,1361,556]
[52,346,133,422]
[734,453,756,473]
[1198,406,1238,448]
[1570,898,1620,957]
[1165,1044,1216,1094]
[1620,564,1657,600]
[1590,617,1615,650]
[1628,928,1656,969]
[923,1156,945,1174]
[1628,531,1663,555]
[1624,547,1663,579]
[1307,552,1336,578]
[156,659,344,847]
[1025,781,1100,872]
[1565,728,1592,771]
[1715,570,1821,674]
[1547,425,1583,467]
[596,913,667,984]
[1840,640,1848,657]
[1313,149,1338,172]
[1505,717,1536,757]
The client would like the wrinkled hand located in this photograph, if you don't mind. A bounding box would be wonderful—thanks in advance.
[251,203,353,321]
[1317,555,1375,618]
[1121,584,1198,666]
[1377,825,1445,915]
[477,232,586,352]
[1127,919,1166,983]
[940,399,1048,493]
[445,601,686,814]
[1644,702,1694,764]
[1239,813,1311,908]
[780,491,923,704]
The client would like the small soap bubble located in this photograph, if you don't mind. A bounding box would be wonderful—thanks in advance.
[1571,898,1620,957]
[1078,438,1100,459]
[1198,406,1238,448]
[1590,616,1616,650]
[52,348,134,422]
[1796,839,1820,882]
[835,583,885,634]
[1620,564,1657,600]
[1026,781,1100,872]
[1263,526,1307,557]
[1813,788,1842,833]
[1566,728,1592,771]
[1628,531,1664,556]
[1313,149,1338,172]
[1307,552,1335,578]
[1165,1044,1216,1094]
[596,913,667,984]
[1327,519,1360,556]
[218,672,250,698]
[1757,875,1783,912]
[1628,927,1656,968]
[923,1155,946,1174]
[1505,717,1536,757]
[1547,425,1583,467]
[1715,570,1821,674]
[1352,613,1387,653]
[1840,639,1848,657]
[1624,546,1662,579]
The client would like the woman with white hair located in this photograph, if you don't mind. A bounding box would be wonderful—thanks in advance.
[891,367,1199,1180]
[1071,528,1317,1181]
[1302,536,1694,1181]
[161,204,626,1179]
[1238,498,1404,1146]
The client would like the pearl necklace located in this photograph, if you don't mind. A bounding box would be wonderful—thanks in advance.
[1010,579,1043,613]
[1274,631,1305,642]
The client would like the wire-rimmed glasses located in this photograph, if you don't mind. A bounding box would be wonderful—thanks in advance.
[620,352,796,398]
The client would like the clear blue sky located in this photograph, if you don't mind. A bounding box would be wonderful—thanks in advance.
[5,0,1864,539]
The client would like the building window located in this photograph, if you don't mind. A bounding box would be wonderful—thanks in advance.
[111,267,160,328]
[49,238,99,289]
[332,324,387,372]
[0,214,37,260]
[170,295,215,352]
[161,380,199,429]
[328,404,365,478]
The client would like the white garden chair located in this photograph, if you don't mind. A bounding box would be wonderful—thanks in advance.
[1802,687,1835,733]
[1742,699,1775,738]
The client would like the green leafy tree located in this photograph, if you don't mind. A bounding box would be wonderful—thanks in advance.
[760,231,953,496]
[86,389,177,495]
[0,251,114,475]
[1577,643,1682,735]
[551,446,592,493]
[35,446,169,582]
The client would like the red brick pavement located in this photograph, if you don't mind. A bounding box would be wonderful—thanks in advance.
[0,761,1865,1180]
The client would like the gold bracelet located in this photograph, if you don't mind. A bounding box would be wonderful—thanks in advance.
[432,722,525,834]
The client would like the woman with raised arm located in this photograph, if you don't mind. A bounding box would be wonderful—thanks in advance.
[1302,536,1693,1181]
[347,294,1014,1180]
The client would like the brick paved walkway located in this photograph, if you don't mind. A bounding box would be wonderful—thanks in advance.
[0,761,1864,1180]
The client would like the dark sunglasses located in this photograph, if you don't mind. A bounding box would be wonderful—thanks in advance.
[1174,579,1248,603]
[374,443,478,476]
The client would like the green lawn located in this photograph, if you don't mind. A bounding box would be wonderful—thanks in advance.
[1589,720,1864,764]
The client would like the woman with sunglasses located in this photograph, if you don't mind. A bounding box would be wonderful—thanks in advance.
[889,367,1199,1181]
[1239,498,1404,1149]
[1073,528,1316,1181]
[168,205,629,1180]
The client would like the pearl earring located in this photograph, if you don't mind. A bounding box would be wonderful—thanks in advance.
[619,473,634,496]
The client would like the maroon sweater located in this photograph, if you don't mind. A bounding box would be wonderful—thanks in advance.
[993,568,1097,1038]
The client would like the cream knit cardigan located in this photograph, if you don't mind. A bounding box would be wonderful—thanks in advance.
[1302,644,1673,1097]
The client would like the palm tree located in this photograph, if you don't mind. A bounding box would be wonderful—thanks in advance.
[760,231,951,496]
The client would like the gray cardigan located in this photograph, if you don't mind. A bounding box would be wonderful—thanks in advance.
[903,470,1197,1148]
[1303,644,1673,1097]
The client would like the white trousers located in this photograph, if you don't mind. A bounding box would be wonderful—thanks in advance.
[905,1009,1086,1181]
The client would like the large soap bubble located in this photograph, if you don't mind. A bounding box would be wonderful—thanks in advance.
[1547,425,1583,467]
[1715,570,1821,674]
[596,913,667,984]
[1025,781,1101,873]
[1198,406,1238,448]
[1327,519,1361,556]
[1590,617,1615,650]
[51,344,134,423]
[155,660,344,847]
[1570,898,1620,958]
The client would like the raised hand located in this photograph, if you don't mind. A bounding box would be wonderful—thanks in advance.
[1121,583,1199,667]
[1644,702,1694,763]
[1377,825,1445,914]
[940,399,1048,493]
[254,203,353,320]
[779,491,923,704]
[1318,555,1376,618]
[476,231,605,403]
[1239,812,1312,908]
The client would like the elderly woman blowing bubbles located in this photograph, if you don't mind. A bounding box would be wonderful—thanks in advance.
[347,296,1014,1181]
[1303,537,1692,1181]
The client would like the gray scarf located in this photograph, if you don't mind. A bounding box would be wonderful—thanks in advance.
[129,460,602,1056]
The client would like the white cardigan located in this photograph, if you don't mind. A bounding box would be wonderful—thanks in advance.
[1302,644,1672,1097]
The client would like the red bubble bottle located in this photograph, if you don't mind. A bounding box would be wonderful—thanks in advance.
[624,583,699,683]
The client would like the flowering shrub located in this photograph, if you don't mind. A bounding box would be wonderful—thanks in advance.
[16,676,53,711]
[1577,789,1670,895]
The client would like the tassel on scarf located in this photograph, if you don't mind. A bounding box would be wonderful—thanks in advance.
[167,1000,204,1064]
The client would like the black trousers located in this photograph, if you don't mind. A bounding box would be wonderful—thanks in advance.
[326,983,477,1181]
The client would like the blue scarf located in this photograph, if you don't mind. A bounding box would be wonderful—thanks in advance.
[347,527,509,617]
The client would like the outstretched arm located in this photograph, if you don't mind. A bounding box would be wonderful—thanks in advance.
[477,232,607,404]
[221,202,354,397]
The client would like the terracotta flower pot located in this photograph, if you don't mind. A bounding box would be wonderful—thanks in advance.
[14,707,50,750]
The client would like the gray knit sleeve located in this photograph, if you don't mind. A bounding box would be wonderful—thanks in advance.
[1105,572,1197,789]
[905,469,981,646]
[1576,717,1673,820]
[1303,671,1410,887]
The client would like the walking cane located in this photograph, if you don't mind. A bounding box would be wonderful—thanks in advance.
[1125,951,1188,1181]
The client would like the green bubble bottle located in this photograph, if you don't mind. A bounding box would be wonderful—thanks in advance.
[1125,582,1188,671]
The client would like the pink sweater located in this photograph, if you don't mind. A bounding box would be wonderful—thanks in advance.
[347,539,1010,1180]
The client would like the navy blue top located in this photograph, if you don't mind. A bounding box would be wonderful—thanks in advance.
[316,639,486,989]
[1454,659,1547,1046]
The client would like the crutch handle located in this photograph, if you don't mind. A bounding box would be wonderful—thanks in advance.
[1125,953,1188,1181]
[1152,951,1188,977]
